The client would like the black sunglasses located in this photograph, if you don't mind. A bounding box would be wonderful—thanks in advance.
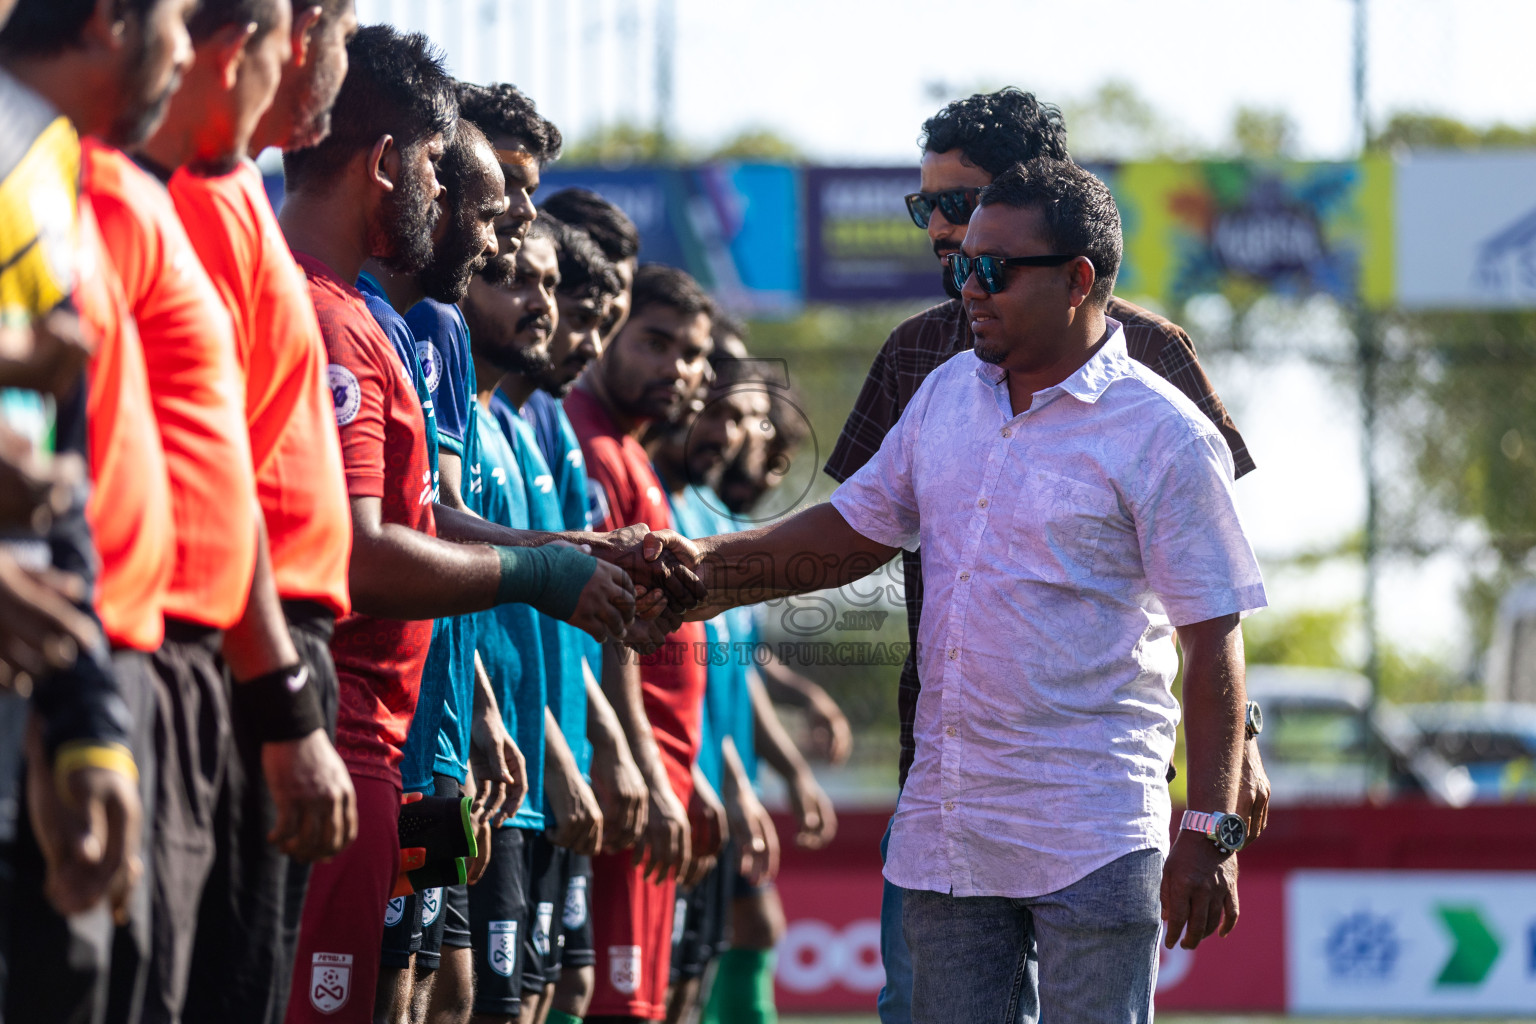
[904,188,982,229]
[947,252,1080,294]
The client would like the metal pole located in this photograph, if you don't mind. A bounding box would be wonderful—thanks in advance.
[654,0,674,154]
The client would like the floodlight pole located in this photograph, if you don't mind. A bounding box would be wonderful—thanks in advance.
[1354,0,1385,772]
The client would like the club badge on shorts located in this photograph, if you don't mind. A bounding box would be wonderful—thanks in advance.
[383,896,405,928]
[608,944,641,995]
[563,876,587,929]
[534,901,554,957]
[488,920,518,977]
[309,952,353,1014]
[420,887,443,926]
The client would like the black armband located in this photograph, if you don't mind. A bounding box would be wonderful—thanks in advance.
[231,664,325,743]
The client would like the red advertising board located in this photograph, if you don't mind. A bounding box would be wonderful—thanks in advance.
[768,804,1536,1014]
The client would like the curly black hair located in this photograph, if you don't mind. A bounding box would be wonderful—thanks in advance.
[0,0,161,55]
[629,263,713,321]
[538,212,621,301]
[919,88,1069,176]
[282,24,457,191]
[539,188,640,262]
[455,82,562,166]
[979,159,1121,306]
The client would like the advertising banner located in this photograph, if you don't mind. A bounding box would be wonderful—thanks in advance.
[1287,870,1536,1015]
[1395,151,1536,310]
[539,163,801,315]
[1113,157,1394,310]
[801,166,945,304]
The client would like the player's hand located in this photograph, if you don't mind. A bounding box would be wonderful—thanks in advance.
[0,424,82,534]
[25,718,142,923]
[471,708,526,826]
[0,552,99,693]
[263,729,358,862]
[0,307,91,396]
[726,781,779,886]
[634,778,690,883]
[463,770,496,885]
[1237,737,1270,842]
[591,738,648,852]
[803,692,853,765]
[786,768,837,849]
[565,560,636,644]
[545,765,603,856]
[1161,832,1239,949]
[586,525,706,616]
[682,779,726,888]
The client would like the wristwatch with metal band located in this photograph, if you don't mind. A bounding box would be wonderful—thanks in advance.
[1244,699,1263,740]
[1181,809,1247,854]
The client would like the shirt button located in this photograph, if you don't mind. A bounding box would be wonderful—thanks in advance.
[1001,427,1012,438]
[959,571,970,581]
[947,647,958,660]
[946,726,957,737]
[944,800,955,812]
[977,498,988,508]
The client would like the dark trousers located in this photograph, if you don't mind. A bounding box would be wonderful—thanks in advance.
[181,603,337,1024]
[2,648,157,1024]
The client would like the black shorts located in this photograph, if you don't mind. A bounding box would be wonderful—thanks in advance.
[559,852,594,970]
[521,833,570,991]
[381,773,466,971]
[670,842,734,982]
[184,602,338,1024]
[468,826,529,1015]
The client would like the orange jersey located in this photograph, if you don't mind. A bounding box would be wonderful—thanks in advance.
[82,140,257,629]
[169,162,351,615]
[75,196,174,650]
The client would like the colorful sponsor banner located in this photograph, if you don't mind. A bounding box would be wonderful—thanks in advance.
[772,863,886,1011]
[1287,870,1536,1015]
[801,166,944,304]
[539,163,801,315]
[1113,157,1394,310]
[1395,151,1536,309]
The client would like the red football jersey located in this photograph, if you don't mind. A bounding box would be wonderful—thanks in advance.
[564,386,704,798]
[297,251,436,785]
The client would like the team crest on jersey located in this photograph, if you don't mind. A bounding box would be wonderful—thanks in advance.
[533,902,554,957]
[562,875,587,929]
[327,364,361,426]
[608,945,641,995]
[383,896,405,927]
[416,341,443,394]
[309,952,352,1014]
[420,887,443,926]
[488,920,518,977]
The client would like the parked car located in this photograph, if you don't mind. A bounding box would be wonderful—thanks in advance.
[1400,702,1536,802]
[1245,665,1472,806]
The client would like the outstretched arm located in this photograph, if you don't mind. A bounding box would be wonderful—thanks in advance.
[688,503,897,620]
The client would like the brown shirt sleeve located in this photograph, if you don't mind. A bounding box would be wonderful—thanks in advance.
[1109,296,1256,478]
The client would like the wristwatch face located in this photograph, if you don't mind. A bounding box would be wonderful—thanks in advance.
[1216,814,1247,851]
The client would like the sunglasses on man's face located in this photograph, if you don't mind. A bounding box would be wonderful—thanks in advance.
[904,187,982,229]
[946,252,1080,294]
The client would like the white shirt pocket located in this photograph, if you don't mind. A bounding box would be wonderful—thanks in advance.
[1004,468,1114,583]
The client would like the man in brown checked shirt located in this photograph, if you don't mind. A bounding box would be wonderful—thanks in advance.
[820,89,1270,1024]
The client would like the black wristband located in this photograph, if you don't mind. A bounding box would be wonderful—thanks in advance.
[231,663,326,743]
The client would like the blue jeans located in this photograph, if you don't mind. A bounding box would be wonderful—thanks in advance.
[877,817,912,1024]
[902,848,1163,1024]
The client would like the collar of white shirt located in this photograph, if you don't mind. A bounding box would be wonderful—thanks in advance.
[971,316,1129,407]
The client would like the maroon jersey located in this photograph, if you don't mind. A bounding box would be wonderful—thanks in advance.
[297,252,436,785]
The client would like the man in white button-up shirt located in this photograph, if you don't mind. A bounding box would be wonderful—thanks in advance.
[681,158,1266,1023]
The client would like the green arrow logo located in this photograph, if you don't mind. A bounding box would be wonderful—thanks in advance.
[1435,905,1500,985]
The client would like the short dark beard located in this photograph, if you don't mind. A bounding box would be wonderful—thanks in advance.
[110,71,178,149]
[373,152,439,274]
[418,212,486,304]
